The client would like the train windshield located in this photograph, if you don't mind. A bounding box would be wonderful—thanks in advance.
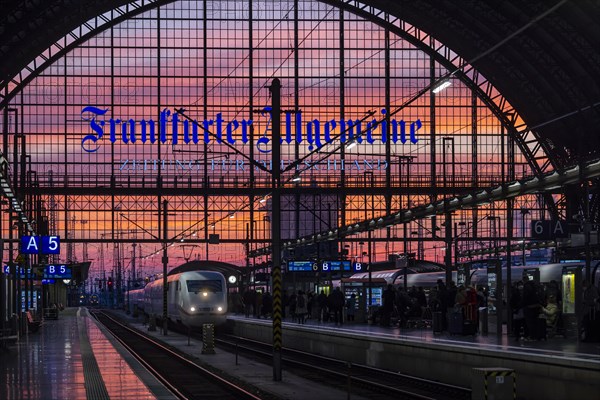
[186,280,223,293]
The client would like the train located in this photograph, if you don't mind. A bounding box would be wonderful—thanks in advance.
[346,261,600,293]
[129,270,228,328]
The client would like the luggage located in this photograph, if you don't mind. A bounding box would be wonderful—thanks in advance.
[449,310,477,335]
[448,310,464,334]
[463,320,477,335]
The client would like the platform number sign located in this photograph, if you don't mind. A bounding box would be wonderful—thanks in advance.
[44,264,72,279]
[531,220,568,240]
[353,262,363,272]
[42,236,60,254]
[20,236,60,255]
[21,236,39,254]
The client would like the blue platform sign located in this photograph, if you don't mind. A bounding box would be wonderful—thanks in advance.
[352,262,363,272]
[287,261,318,272]
[20,236,40,254]
[321,260,351,272]
[2,266,35,279]
[44,264,72,279]
[20,236,60,255]
[42,279,56,284]
[42,236,60,254]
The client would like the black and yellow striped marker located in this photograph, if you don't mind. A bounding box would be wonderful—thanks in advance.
[483,370,516,399]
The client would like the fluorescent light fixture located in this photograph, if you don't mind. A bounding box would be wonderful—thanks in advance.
[259,196,267,203]
[432,80,452,93]
[291,173,301,182]
[229,213,236,218]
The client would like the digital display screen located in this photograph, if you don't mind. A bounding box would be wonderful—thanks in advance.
[44,264,72,279]
[3,266,35,279]
[321,260,351,272]
[562,273,576,314]
[370,287,382,306]
[287,261,317,272]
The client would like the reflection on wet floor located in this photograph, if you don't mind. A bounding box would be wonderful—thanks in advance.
[0,308,156,400]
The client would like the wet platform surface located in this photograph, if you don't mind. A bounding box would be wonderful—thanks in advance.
[228,314,600,362]
[0,308,173,400]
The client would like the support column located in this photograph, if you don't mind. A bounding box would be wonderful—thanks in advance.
[445,211,452,285]
[269,79,282,382]
[162,200,168,336]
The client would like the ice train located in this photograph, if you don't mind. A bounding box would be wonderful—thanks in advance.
[129,270,228,328]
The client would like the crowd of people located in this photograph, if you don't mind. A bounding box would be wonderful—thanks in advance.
[377,280,486,329]
[231,287,354,325]
[510,280,556,341]
[229,278,600,341]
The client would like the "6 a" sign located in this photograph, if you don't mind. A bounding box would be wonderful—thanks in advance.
[531,220,568,239]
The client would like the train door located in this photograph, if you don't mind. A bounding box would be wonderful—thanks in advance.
[561,266,581,338]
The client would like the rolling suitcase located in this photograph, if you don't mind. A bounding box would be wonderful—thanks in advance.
[448,310,463,334]
[463,320,477,335]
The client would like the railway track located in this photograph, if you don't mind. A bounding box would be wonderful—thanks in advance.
[216,334,472,400]
[90,311,269,400]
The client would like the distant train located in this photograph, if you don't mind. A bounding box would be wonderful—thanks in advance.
[130,270,228,328]
[402,262,600,289]
[347,262,600,290]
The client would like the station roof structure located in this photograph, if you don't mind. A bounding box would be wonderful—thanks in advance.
[1,0,599,165]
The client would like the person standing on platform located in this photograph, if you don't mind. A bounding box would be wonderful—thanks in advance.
[289,292,297,322]
[581,280,600,341]
[541,295,559,336]
[346,293,357,322]
[382,284,396,327]
[416,287,427,308]
[232,290,243,314]
[262,292,272,318]
[317,290,328,322]
[307,291,315,320]
[522,280,542,340]
[243,289,253,318]
[296,290,308,324]
[255,290,263,319]
[331,287,345,326]
[435,280,448,329]
[510,282,526,338]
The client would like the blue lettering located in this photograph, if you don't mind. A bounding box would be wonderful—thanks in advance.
[410,119,421,144]
[81,106,108,153]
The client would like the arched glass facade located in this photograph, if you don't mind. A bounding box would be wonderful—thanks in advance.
[2,0,547,274]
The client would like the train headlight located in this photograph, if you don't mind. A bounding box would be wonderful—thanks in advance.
[190,306,196,312]
[202,292,208,297]
[228,275,237,284]
[217,306,223,312]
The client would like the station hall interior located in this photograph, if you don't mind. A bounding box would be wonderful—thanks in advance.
[1,1,599,399]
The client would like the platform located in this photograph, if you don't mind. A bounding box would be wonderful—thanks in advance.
[0,307,174,400]
[227,314,600,400]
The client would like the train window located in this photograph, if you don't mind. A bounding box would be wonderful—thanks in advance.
[187,280,223,293]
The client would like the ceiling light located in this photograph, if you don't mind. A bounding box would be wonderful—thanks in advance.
[432,80,452,94]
